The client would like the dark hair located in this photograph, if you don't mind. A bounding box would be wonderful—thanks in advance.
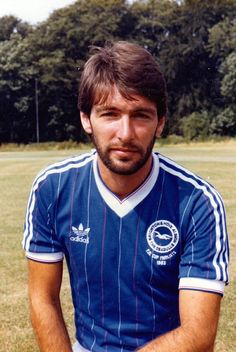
[78,41,167,118]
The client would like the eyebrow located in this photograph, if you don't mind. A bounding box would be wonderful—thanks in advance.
[132,107,157,115]
[94,105,157,115]
[94,106,119,113]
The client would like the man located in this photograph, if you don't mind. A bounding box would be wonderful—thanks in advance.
[22,41,229,352]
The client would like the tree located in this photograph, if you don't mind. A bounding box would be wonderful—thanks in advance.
[0,33,37,142]
[181,111,210,140]
[158,0,236,134]
[208,16,236,135]
[0,15,32,41]
[1,0,236,142]
[16,0,134,142]
[210,107,236,136]
[130,0,175,54]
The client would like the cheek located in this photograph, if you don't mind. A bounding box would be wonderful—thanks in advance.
[137,125,157,139]
[93,122,118,139]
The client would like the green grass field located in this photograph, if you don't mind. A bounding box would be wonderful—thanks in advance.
[0,141,235,352]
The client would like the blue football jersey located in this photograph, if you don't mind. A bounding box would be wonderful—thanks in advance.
[22,151,229,351]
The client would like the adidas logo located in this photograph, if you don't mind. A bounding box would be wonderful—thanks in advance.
[70,223,90,244]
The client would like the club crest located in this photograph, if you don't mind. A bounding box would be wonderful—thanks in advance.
[146,220,179,253]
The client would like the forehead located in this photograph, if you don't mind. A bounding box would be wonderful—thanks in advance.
[93,85,157,112]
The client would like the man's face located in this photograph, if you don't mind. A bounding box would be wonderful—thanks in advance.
[81,87,165,176]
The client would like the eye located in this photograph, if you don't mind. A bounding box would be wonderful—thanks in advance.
[132,112,152,120]
[131,108,157,121]
[101,111,116,116]
[100,110,120,119]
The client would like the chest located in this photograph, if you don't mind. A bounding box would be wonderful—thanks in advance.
[53,180,186,293]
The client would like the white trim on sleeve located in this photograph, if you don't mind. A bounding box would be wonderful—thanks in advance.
[26,251,64,263]
[179,277,225,295]
[73,341,90,352]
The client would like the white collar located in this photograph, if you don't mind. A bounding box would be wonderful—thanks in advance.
[93,152,159,218]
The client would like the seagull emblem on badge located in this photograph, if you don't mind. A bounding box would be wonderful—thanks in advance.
[154,230,172,240]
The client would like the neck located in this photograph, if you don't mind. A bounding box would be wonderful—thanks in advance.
[97,156,153,199]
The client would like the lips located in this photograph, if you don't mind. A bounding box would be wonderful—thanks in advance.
[110,147,140,157]
[112,147,137,152]
[110,144,140,152]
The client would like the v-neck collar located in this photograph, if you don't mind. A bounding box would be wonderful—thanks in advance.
[93,152,159,218]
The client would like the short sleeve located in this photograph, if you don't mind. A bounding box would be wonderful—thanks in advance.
[179,185,229,295]
[22,170,63,263]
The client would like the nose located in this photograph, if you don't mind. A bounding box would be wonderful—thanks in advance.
[117,115,135,142]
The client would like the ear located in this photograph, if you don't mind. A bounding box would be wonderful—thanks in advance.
[155,116,166,138]
[80,112,92,134]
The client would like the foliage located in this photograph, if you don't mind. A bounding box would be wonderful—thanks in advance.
[220,52,236,104]
[0,15,32,41]
[210,107,236,136]
[181,111,210,140]
[0,0,236,143]
[158,0,236,134]
[208,17,236,60]
[0,33,36,142]
[207,17,236,137]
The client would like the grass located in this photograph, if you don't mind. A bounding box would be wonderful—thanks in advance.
[0,141,235,351]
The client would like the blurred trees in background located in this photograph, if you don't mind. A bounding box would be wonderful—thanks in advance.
[0,0,236,143]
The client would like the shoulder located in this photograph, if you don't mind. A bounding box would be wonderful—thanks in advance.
[32,150,95,189]
[157,152,223,201]
[156,154,229,287]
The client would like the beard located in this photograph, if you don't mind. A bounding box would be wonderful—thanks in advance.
[90,133,156,176]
